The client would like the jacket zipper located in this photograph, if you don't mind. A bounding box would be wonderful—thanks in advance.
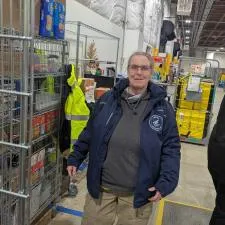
[106,112,114,126]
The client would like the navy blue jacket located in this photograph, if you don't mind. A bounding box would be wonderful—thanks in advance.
[68,79,181,208]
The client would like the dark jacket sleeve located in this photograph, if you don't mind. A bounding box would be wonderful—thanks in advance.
[155,101,181,196]
[59,119,71,152]
[215,94,225,140]
[67,92,110,169]
[208,94,225,177]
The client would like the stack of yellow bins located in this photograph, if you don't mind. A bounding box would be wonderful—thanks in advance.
[176,109,208,139]
[177,83,194,109]
[176,79,214,140]
[176,109,192,137]
[193,82,214,111]
[189,111,207,139]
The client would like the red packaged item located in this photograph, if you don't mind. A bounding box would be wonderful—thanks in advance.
[45,112,52,133]
[32,116,41,139]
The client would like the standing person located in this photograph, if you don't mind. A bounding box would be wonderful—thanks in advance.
[67,51,181,225]
[208,94,225,225]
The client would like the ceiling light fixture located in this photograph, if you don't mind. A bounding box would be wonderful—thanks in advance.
[185,20,191,23]
[216,49,220,51]
[186,36,190,39]
[185,30,190,34]
[220,47,224,50]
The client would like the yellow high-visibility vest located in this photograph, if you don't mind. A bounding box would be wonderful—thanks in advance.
[65,65,90,151]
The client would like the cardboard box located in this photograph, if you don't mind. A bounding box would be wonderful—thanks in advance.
[35,0,41,35]
[2,0,21,32]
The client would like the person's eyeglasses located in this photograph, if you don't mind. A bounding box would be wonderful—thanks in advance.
[128,64,152,72]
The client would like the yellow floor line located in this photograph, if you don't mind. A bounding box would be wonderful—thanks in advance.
[164,199,213,212]
[155,199,165,225]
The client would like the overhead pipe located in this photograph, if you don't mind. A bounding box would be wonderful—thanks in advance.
[192,0,207,44]
[193,0,214,47]
[191,0,201,45]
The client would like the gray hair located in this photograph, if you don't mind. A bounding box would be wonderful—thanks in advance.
[127,51,154,69]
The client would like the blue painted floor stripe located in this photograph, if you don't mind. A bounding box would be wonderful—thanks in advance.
[56,205,84,218]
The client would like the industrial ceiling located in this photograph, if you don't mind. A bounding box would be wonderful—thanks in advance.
[77,0,225,52]
[176,0,225,51]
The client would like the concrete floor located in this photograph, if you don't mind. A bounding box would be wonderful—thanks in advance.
[49,88,224,225]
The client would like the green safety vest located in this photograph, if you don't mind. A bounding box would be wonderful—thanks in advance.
[65,65,90,152]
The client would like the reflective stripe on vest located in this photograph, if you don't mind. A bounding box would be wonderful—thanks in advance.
[70,139,77,152]
[71,139,77,145]
[65,114,89,121]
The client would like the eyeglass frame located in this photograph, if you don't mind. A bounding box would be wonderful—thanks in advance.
[128,64,153,72]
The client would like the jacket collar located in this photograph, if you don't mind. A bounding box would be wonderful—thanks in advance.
[113,78,167,103]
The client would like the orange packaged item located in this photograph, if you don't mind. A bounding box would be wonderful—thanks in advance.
[95,87,110,99]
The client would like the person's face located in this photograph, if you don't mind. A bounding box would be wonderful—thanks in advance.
[128,55,152,91]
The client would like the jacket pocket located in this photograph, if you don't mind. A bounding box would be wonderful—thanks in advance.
[136,202,153,219]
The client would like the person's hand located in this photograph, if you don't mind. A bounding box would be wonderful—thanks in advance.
[62,149,70,159]
[67,166,77,177]
[148,187,162,202]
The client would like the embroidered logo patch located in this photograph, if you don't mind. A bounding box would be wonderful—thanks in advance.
[149,115,163,132]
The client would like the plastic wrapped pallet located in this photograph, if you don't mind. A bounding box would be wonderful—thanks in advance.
[76,0,91,7]
[90,0,116,20]
[126,0,143,29]
[109,1,125,26]
[77,0,145,29]
[143,0,163,47]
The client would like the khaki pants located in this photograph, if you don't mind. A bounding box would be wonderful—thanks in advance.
[81,192,153,225]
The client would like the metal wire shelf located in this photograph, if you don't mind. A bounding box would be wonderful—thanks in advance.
[0,0,68,223]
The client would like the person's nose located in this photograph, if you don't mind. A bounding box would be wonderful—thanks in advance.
[136,67,142,74]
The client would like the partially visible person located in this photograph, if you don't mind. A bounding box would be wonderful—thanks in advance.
[208,94,225,225]
[67,51,181,225]
[60,64,90,196]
